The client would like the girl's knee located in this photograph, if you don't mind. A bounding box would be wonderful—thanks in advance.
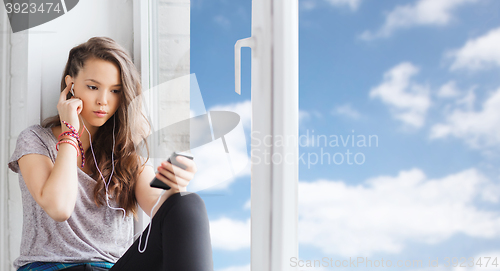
[167,192,203,205]
[164,192,207,218]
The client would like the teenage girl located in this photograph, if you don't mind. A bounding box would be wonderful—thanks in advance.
[8,37,213,271]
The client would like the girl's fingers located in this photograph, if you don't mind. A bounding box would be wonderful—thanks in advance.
[155,172,180,190]
[156,156,197,191]
[160,161,194,180]
[157,167,190,187]
[59,84,71,103]
[175,156,197,173]
[161,157,195,173]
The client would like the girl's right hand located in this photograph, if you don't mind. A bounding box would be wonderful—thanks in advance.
[57,83,82,133]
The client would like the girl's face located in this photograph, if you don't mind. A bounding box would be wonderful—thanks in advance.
[67,57,122,130]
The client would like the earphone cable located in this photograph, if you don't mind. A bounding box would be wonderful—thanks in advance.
[78,113,160,252]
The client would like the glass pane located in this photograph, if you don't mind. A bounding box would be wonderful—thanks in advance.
[150,0,191,156]
[298,0,500,270]
[153,0,253,270]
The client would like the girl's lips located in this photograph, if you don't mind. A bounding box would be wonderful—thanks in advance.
[94,112,106,117]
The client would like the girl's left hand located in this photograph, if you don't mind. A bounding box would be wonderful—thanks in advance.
[155,156,197,192]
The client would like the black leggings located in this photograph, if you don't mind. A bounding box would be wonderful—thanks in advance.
[63,192,213,271]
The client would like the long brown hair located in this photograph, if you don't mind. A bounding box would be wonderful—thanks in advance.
[42,37,151,216]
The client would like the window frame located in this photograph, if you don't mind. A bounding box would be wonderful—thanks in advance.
[238,0,299,270]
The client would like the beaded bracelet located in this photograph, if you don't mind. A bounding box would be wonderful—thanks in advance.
[61,120,81,137]
[60,120,85,168]
[58,130,85,162]
[58,131,82,146]
[56,140,80,156]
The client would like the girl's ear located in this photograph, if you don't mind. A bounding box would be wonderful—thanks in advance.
[65,75,74,88]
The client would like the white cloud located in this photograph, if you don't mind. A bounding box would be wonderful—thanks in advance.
[299,110,311,124]
[324,0,361,11]
[300,0,361,11]
[360,0,477,40]
[187,134,250,191]
[210,217,251,250]
[301,0,317,10]
[331,103,362,119]
[214,15,231,29]
[430,87,500,150]
[243,199,251,210]
[209,100,251,131]
[437,81,461,98]
[454,87,476,111]
[436,82,476,113]
[299,167,500,256]
[299,109,322,127]
[217,264,250,271]
[448,27,500,71]
[213,167,500,256]
[369,62,431,128]
[185,101,251,192]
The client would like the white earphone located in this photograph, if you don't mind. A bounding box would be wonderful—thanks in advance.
[70,83,75,96]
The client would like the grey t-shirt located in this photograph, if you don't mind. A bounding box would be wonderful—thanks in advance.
[8,124,151,269]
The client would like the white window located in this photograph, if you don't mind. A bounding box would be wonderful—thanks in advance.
[235,0,299,270]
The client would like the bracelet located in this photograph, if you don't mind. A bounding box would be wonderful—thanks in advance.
[61,120,81,137]
[59,135,77,143]
[58,137,80,156]
[58,131,85,165]
[56,140,80,156]
[60,121,85,168]
[59,131,80,142]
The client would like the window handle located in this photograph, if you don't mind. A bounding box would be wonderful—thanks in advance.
[234,37,255,95]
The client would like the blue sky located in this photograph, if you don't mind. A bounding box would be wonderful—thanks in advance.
[190,0,500,270]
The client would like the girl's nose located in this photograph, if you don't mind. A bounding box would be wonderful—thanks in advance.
[97,91,108,105]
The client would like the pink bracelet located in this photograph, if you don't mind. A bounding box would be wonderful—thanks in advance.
[56,140,80,156]
[60,121,85,168]
[59,135,78,144]
[58,137,80,156]
[58,131,81,146]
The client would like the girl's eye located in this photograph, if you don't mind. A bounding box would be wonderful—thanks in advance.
[87,85,121,93]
